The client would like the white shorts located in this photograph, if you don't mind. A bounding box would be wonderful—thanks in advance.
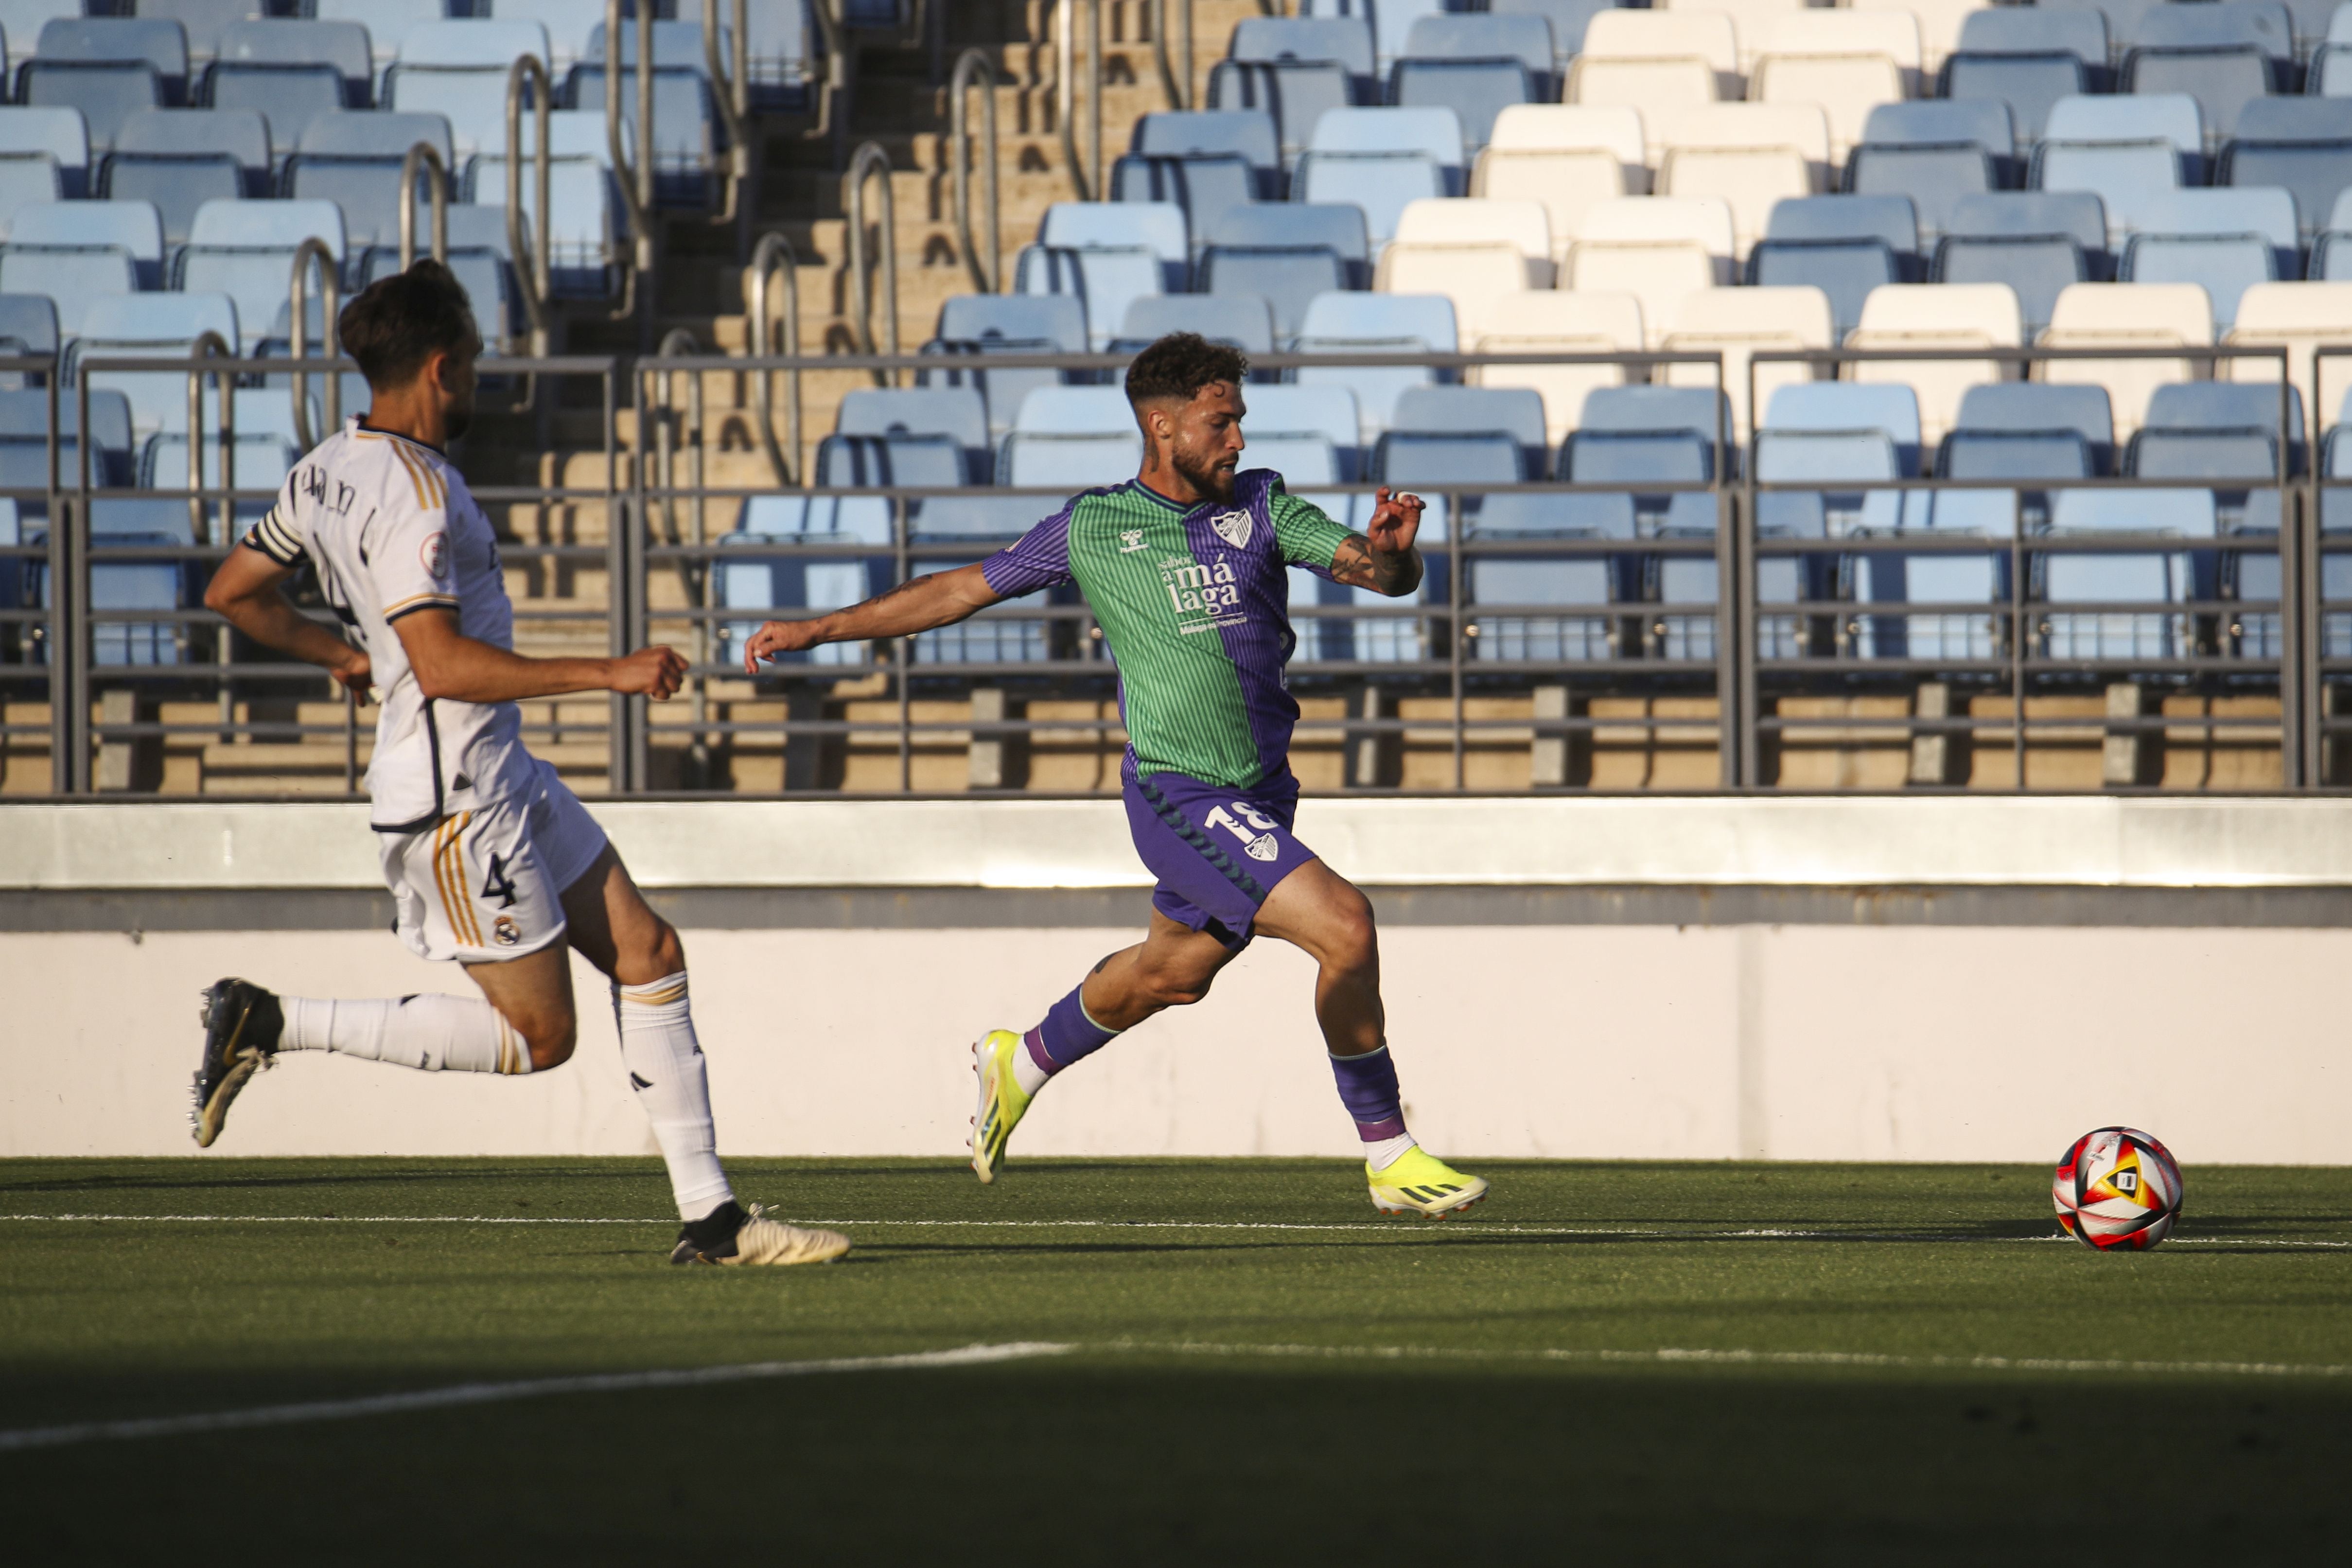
[379,758,610,964]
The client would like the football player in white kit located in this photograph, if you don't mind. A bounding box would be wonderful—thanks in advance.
[195,261,847,1267]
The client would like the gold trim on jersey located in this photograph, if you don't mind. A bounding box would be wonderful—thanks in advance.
[382,591,461,620]
[432,812,482,949]
[389,442,448,513]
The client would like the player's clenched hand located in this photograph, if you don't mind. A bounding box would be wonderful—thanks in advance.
[1366,486,1425,556]
[741,618,823,673]
[329,648,372,702]
[609,644,688,700]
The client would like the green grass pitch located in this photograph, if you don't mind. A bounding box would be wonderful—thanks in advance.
[4,1156,2351,1562]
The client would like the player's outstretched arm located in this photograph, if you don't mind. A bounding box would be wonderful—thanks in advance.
[393,608,686,703]
[204,543,373,696]
[741,562,1003,673]
[1329,487,1426,598]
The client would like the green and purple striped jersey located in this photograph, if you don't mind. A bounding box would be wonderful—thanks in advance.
[981,471,1355,788]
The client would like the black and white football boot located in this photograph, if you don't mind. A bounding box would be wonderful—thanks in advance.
[191,978,285,1148]
[668,1200,851,1267]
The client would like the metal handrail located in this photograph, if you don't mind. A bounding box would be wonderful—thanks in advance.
[950,47,1001,294]
[805,0,847,150]
[745,230,803,485]
[184,330,235,552]
[396,141,449,271]
[1057,0,1103,201]
[650,335,715,780]
[504,54,553,362]
[287,237,342,452]
[605,0,655,325]
[1154,0,1194,111]
[703,0,751,225]
[845,141,899,385]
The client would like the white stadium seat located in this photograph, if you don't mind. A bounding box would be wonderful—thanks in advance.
[1846,282,2025,446]
[1852,0,1980,75]
[1568,12,1738,115]
[1563,197,1736,349]
[1470,289,1648,444]
[1652,103,1833,257]
[1660,0,1831,75]
[1474,106,1645,254]
[2038,282,2216,440]
[1750,10,1919,163]
[1660,284,1836,438]
[1378,199,1555,338]
[2225,281,2352,440]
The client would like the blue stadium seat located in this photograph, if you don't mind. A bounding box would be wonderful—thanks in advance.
[2122,1,2290,148]
[173,198,340,353]
[1935,192,2109,335]
[1569,386,1726,660]
[204,20,371,162]
[1391,16,1552,155]
[287,112,458,265]
[98,108,269,247]
[488,0,616,75]
[1385,384,1546,480]
[70,291,240,438]
[1848,105,2001,248]
[1944,7,2106,145]
[1492,0,1614,67]
[1463,488,1629,665]
[1758,382,1926,537]
[1948,381,2119,476]
[0,104,83,202]
[2119,187,2300,325]
[1017,201,1189,352]
[1111,293,1275,358]
[1109,152,1256,258]
[2040,486,2218,659]
[388,21,556,165]
[999,385,1143,491]
[0,291,57,385]
[2224,99,2352,252]
[921,293,1089,443]
[1133,110,1281,196]
[1244,383,1364,479]
[464,111,625,300]
[19,19,177,151]
[1299,0,1439,74]
[570,19,721,207]
[834,386,992,483]
[138,0,258,67]
[2130,383,2288,661]
[0,382,131,476]
[140,430,300,529]
[1211,18,1373,172]
[313,0,442,70]
[1294,107,1465,247]
[1293,289,1456,441]
[1750,194,1919,342]
[354,205,516,346]
[2035,95,2205,246]
[0,229,133,339]
[68,498,192,666]
[717,489,895,671]
[7,197,162,289]
[1199,202,1368,348]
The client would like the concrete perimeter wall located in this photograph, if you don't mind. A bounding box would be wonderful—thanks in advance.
[3,798,2348,1164]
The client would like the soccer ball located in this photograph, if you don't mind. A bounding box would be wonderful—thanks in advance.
[2053,1127,2184,1251]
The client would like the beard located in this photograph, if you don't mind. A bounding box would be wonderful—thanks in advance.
[442,397,474,443]
[1173,446,1237,503]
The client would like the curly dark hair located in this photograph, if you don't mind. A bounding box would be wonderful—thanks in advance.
[338,258,482,391]
[1124,332,1247,406]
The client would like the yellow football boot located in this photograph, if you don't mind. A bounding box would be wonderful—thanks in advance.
[969,1029,1035,1184]
[1368,1145,1489,1218]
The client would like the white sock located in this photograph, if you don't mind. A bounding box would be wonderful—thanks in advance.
[1011,1037,1053,1096]
[614,972,735,1221]
[281,994,529,1075]
[1365,1132,1419,1171]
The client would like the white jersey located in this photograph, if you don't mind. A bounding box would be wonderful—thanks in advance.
[245,417,535,832]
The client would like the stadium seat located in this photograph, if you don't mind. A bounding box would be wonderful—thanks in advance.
[2119,187,2300,328]
[1942,7,2106,147]
[1377,198,1553,340]
[0,228,132,339]
[1000,386,1144,490]
[204,20,370,164]
[1132,110,1282,198]
[1110,294,1275,358]
[2121,1,2290,149]
[1211,18,1372,172]
[571,20,721,207]
[173,198,342,354]
[1760,380,1926,531]
[314,0,441,72]
[387,20,555,165]
[2039,281,2216,439]
[1562,196,1736,348]
[1109,152,1255,258]
[20,19,183,142]
[1199,203,1368,348]
[1749,194,1919,343]
[922,294,1089,442]
[2130,379,2299,531]
[70,291,239,439]
[1570,384,1728,657]
[287,111,457,266]
[2039,486,2217,660]
[0,384,134,499]
[1472,105,1644,265]
[2221,99,2352,249]
[0,105,85,201]
[484,0,611,76]
[1293,290,1457,441]
[1951,381,2119,475]
[1385,384,1547,477]
[1929,381,2106,539]
[97,108,267,247]
[1750,11,1918,165]
[1470,289,1645,445]
[1847,102,2007,250]
[834,386,992,484]
[352,204,515,346]
[2222,280,2352,445]
[1017,201,1188,352]
[1391,15,1553,154]
[463,110,625,300]
[1300,0,1441,75]
[1566,12,1735,116]
[1493,0,1615,68]
[717,489,895,671]
[1659,285,1835,440]
[1463,484,1632,665]
[140,430,300,529]
[1295,107,1466,247]
[1652,103,1832,258]
[1933,192,2109,338]
[1852,0,1979,76]
[0,291,57,385]
[7,197,162,289]
[2035,96,2204,240]
[1847,282,2027,446]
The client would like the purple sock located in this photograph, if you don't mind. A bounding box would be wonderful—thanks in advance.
[1023,984,1118,1076]
[1329,1046,1407,1141]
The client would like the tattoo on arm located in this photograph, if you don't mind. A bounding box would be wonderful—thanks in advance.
[1330,534,1423,596]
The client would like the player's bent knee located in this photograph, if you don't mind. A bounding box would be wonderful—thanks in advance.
[512,1008,578,1071]
[642,916,686,980]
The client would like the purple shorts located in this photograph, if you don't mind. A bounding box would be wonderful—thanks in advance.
[1123,768,1319,950]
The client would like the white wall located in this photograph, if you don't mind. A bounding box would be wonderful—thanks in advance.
[8,920,2346,1164]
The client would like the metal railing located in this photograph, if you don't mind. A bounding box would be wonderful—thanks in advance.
[604,0,656,329]
[949,47,1001,295]
[286,239,341,451]
[702,0,754,226]
[395,141,449,272]
[1057,0,1103,202]
[744,230,804,486]
[503,53,554,364]
[844,141,899,381]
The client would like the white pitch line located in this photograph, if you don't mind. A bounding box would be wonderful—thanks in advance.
[5,1213,2351,1247]
[0,1342,1072,1455]
[1111,1339,2352,1380]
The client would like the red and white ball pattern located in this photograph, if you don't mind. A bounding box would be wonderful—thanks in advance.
[2053,1127,2184,1251]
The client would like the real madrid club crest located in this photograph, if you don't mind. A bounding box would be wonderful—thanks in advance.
[493,915,522,947]
[1210,509,1252,550]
